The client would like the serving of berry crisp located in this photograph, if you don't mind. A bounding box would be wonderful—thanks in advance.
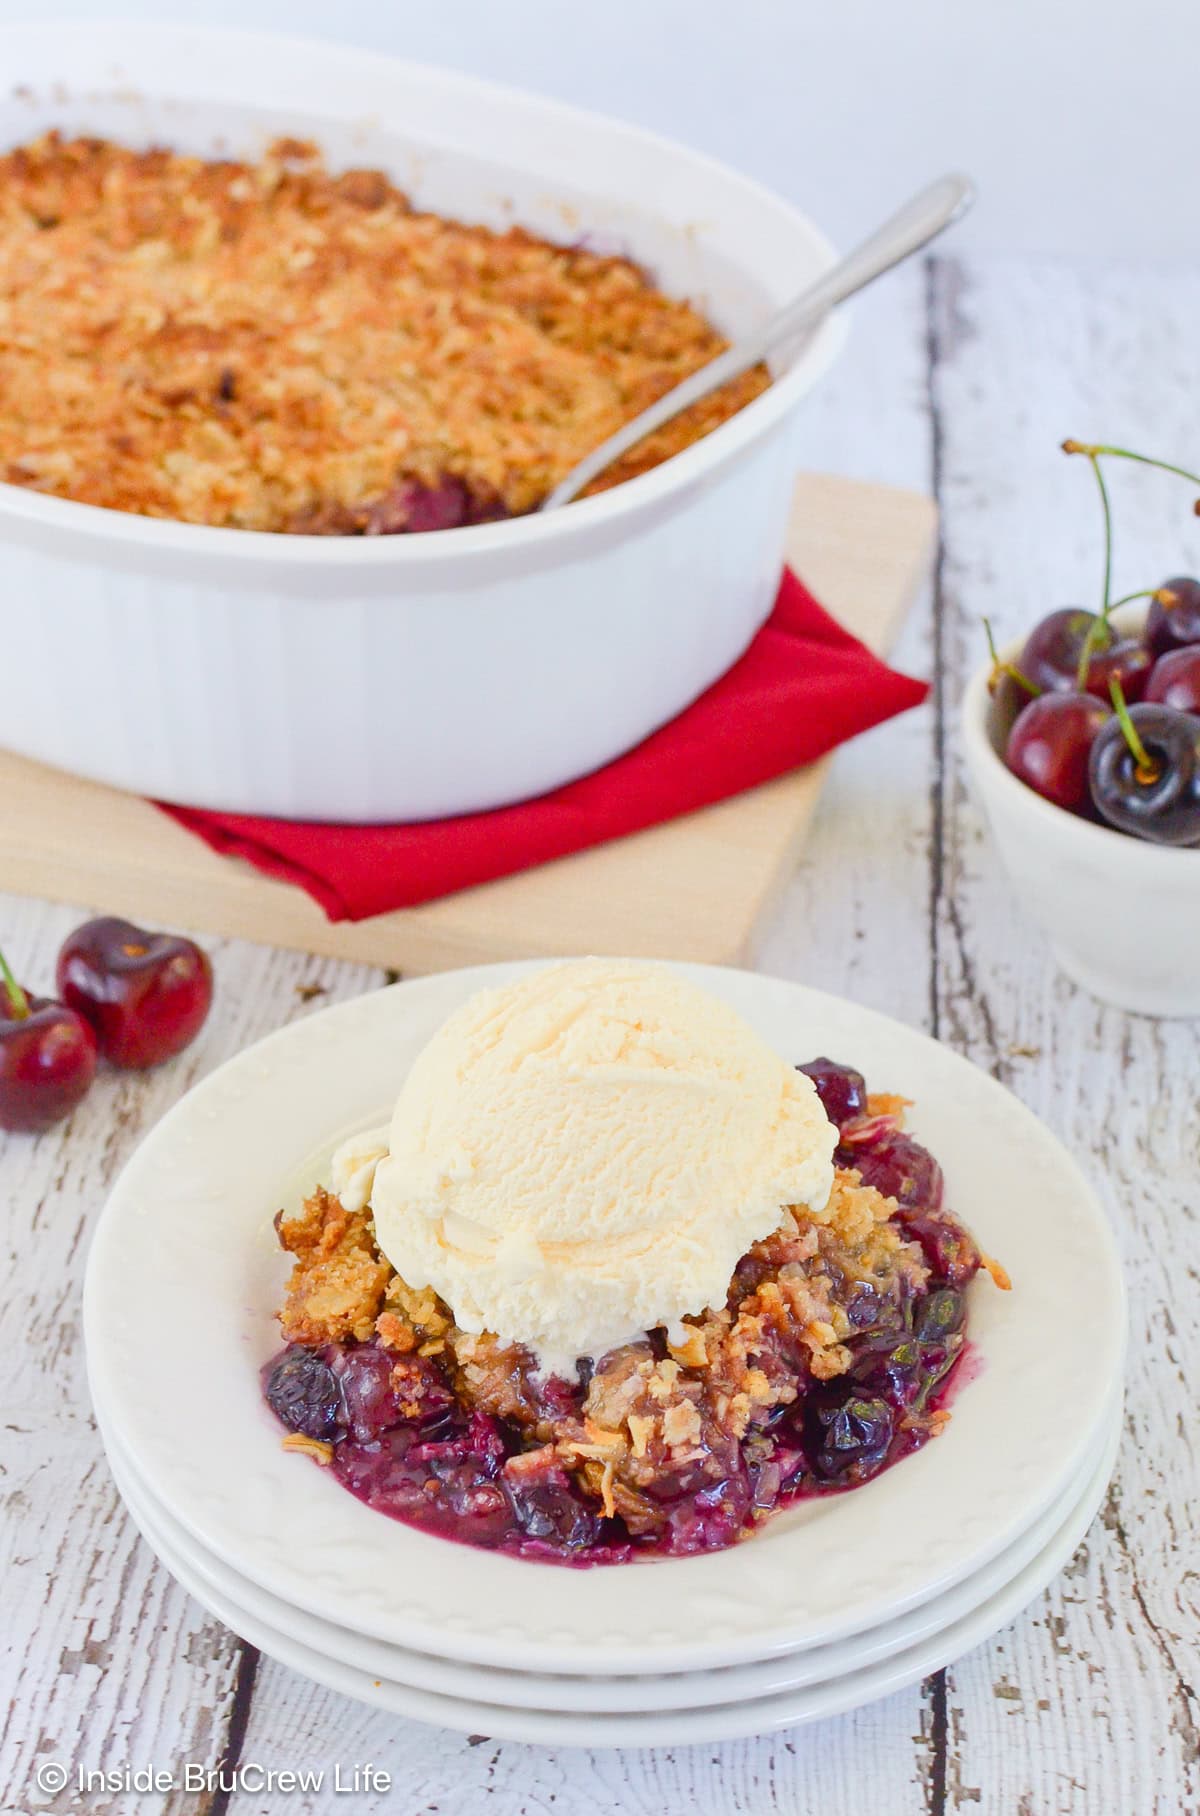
[263,1056,1009,1567]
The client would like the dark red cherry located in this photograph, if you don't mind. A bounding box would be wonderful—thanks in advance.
[264,1346,344,1441]
[1018,609,1100,693]
[1005,692,1111,812]
[1019,609,1151,702]
[982,618,1040,743]
[797,1057,867,1129]
[990,669,1037,744]
[0,951,97,1132]
[56,917,213,1069]
[1146,647,1200,714]
[1146,577,1200,657]
[1077,635,1153,704]
[845,1129,945,1212]
[1089,704,1200,844]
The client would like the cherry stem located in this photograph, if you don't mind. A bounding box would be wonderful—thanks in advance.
[0,945,30,1020]
[1063,439,1200,492]
[1093,454,1114,622]
[1069,450,1116,690]
[1079,584,1180,687]
[983,617,1040,697]
[1109,586,1173,612]
[1108,677,1161,785]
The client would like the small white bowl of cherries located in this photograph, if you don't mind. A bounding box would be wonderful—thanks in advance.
[963,440,1200,1017]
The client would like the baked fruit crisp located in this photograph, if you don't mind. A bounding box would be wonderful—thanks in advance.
[264,1056,1008,1565]
[0,133,769,533]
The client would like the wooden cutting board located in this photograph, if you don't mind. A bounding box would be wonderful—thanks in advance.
[0,471,934,972]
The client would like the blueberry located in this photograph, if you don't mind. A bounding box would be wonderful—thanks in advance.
[844,1282,887,1330]
[813,1394,894,1483]
[263,1345,342,1441]
[858,1339,923,1411]
[797,1057,867,1129]
[507,1469,602,1550]
[851,1295,909,1346]
[913,1288,965,1344]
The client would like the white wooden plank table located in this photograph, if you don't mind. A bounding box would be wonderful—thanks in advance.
[2,258,1198,1815]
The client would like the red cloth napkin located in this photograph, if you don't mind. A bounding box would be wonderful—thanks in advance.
[159,569,927,921]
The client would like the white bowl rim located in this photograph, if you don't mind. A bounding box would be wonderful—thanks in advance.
[0,19,844,567]
[961,605,1200,869]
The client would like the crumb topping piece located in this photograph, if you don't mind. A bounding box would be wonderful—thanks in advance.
[274,1186,392,1345]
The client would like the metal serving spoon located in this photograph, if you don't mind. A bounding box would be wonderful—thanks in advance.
[540,172,974,512]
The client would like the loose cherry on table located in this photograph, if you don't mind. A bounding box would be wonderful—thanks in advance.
[56,917,213,1069]
[0,948,97,1132]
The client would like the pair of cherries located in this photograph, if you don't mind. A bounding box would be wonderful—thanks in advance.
[996,442,1200,846]
[0,918,213,1132]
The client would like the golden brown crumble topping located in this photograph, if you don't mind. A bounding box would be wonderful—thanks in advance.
[274,1186,391,1345]
[0,133,770,531]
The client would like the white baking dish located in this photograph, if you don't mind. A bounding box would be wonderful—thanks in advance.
[0,23,844,823]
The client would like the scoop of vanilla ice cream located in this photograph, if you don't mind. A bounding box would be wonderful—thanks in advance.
[366,960,837,1379]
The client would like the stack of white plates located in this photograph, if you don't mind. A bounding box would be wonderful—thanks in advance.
[85,965,1126,1746]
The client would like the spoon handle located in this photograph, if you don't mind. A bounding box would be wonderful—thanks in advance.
[541,172,974,512]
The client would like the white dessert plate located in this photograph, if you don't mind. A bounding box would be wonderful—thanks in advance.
[102,1393,1122,1747]
[94,1382,1119,1714]
[83,962,1126,1677]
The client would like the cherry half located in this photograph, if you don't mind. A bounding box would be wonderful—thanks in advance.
[1146,577,1200,658]
[1089,699,1200,845]
[57,917,213,1069]
[1005,692,1111,813]
[0,948,97,1132]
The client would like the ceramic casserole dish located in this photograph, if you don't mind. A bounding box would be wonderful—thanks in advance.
[0,22,844,821]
